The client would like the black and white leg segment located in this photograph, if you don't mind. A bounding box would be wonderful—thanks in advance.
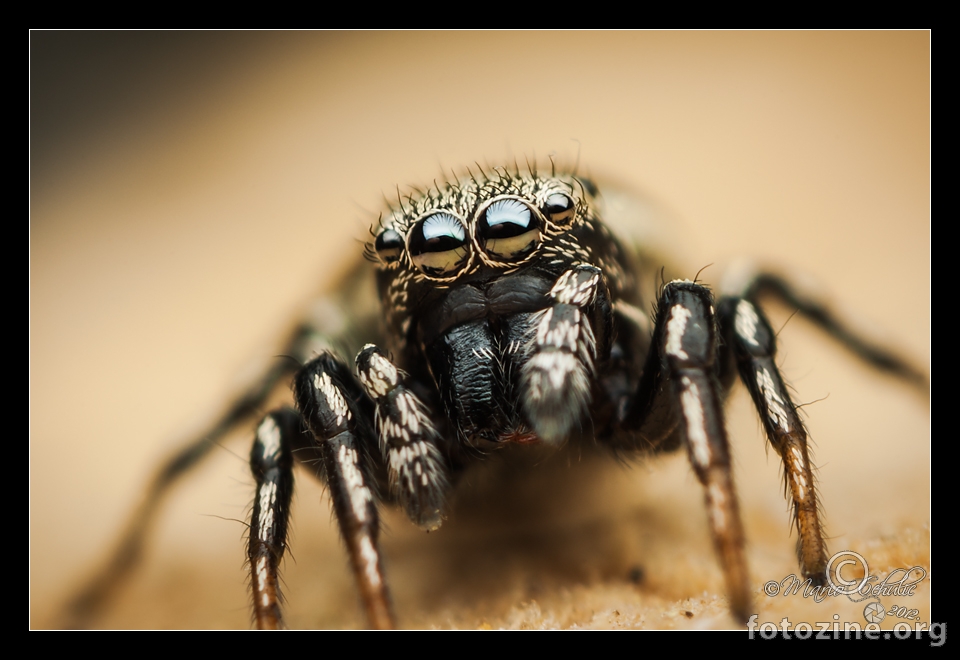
[249,409,299,630]
[293,353,394,630]
[356,344,449,531]
[660,282,751,622]
[521,264,603,443]
[722,264,928,390]
[719,297,827,584]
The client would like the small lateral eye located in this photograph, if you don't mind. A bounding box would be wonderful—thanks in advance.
[542,192,576,225]
[477,198,542,261]
[408,212,470,277]
[374,228,404,265]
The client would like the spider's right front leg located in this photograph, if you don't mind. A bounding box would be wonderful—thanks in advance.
[248,408,299,630]
[249,353,393,629]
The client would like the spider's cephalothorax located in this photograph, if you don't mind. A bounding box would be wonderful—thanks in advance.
[61,164,928,630]
[369,170,639,452]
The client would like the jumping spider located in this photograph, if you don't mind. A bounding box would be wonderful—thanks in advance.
[64,164,927,629]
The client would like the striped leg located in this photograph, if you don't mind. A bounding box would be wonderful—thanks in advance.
[250,353,394,628]
[715,264,931,586]
[356,344,449,531]
[617,279,751,621]
[520,264,606,443]
[658,281,750,621]
[248,409,300,629]
[721,265,928,390]
[718,296,827,584]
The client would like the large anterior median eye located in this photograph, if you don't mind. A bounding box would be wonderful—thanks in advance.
[477,198,542,261]
[374,228,403,265]
[408,212,470,277]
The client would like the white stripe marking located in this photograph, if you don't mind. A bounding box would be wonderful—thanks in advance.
[666,305,692,359]
[257,417,282,461]
[359,536,382,587]
[757,367,792,432]
[680,376,710,468]
[735,299,761,347]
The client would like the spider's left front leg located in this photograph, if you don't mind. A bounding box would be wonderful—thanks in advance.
[625,280,751,621]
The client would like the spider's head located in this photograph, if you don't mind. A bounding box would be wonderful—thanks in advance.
[361,168,606,446]
[358,169,595,442]
[367,169,592,336]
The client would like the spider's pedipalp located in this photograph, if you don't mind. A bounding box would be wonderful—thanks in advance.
[519,265,605,444]
[356,344,449,531]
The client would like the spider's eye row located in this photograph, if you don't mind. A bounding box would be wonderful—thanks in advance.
[408,212,470,277]
[542,192,576,225]
[392,193,576,275]
[476,198,542,261]
[374,228,404,265]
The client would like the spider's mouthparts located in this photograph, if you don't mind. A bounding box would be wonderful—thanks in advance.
[497,430,541,445]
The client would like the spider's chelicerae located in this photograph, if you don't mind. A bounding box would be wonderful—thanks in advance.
[66,165,926,629]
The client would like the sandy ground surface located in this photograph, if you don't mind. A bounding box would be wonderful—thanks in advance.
[31,32,930,630]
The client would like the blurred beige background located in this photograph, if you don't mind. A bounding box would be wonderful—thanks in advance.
[31,32,929,629]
